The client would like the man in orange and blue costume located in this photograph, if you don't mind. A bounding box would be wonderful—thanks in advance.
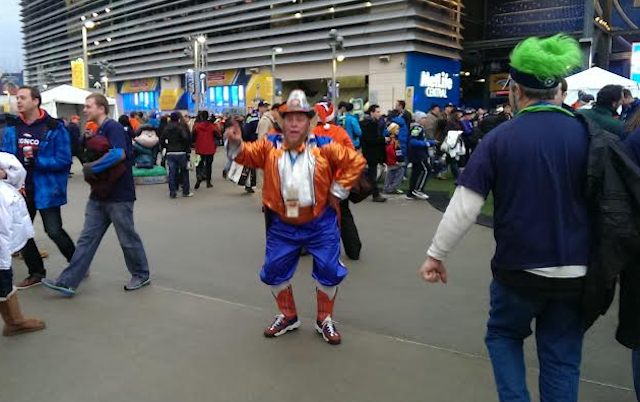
[226,90,365,345]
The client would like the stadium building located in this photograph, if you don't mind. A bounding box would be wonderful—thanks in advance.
[22,0,464,114]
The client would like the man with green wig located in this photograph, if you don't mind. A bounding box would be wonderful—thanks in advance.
[419,34,588,402]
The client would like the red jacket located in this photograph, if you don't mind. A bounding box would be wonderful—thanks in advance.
[386,143,397,166]
[193,121,219,155]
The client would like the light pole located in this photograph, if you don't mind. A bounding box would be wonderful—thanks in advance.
[186,35,207,115]
[271,46,283,105]
[82,20,96,90]
[328,29,345,109]
[80,7,113,90]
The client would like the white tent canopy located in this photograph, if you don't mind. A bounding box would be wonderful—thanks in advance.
[565,67,640,105]
[40,84,117,120]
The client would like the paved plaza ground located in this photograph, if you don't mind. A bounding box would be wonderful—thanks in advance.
[0,155,636,402]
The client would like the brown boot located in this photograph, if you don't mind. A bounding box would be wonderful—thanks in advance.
[0,293,45,336]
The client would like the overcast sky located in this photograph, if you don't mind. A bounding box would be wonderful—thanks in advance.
[0,0,23,72]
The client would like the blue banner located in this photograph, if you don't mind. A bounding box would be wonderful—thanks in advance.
[405,53,460,112]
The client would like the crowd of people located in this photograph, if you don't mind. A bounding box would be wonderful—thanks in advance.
[4,31,640,402]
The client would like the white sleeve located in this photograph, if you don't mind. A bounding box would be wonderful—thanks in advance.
[427,186,485,261]
[0,192,13,270]
[0,152,26,189]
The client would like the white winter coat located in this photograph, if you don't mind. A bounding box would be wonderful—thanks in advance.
[0,152,35,270]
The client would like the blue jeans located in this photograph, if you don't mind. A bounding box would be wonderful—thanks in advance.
[166,153,190,197]
[383,165,404,193]
[56,199,149,289]
[633,349,640,401]
[485,280,584,402]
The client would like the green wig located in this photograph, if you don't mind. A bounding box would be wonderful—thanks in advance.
[510,34,582,79]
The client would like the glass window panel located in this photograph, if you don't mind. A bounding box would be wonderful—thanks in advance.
[215,86,223,107]
[223,86,229,106]
[231,86,239,107]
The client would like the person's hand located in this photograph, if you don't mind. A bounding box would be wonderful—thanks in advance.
[419,256,448,284]
[0,167,6,180]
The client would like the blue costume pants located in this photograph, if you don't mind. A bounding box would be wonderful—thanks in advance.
[261,208,348,287]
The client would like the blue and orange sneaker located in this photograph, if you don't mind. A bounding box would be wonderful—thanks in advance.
[263,314,300,338]
[315,316,341,345]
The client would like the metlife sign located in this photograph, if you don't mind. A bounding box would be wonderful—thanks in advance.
[419,71,454,98]
[406,53,460,111]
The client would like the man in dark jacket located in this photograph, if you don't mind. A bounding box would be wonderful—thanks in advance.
[420,34,589,402]
[395,100,412,129]
[576,84,625,138]
[42,93,150,295]
[360,104,387,203]
[2,86,75,289]
[161,112,193,198]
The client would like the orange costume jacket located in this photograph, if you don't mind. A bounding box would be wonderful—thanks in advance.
[232,133,365,225]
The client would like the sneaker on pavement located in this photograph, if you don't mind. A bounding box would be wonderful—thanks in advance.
[206,182,213,188]
[41,278,76,296]
[395,189,405,195]
[183,192,195,198]
[245,187,255,194]
[414,191,430,200]
[124,277,151,291]
[404,193,417,200]
[315,316,341,345]
[264,314,301,338]
[372,195,387,203]
[16,276,43,289]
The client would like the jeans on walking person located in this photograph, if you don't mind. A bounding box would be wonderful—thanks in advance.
[55,200,149,289]
[485,280,584,402]
[383,165,404,194]
[20,194,76,278]
[166,153,190,197]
